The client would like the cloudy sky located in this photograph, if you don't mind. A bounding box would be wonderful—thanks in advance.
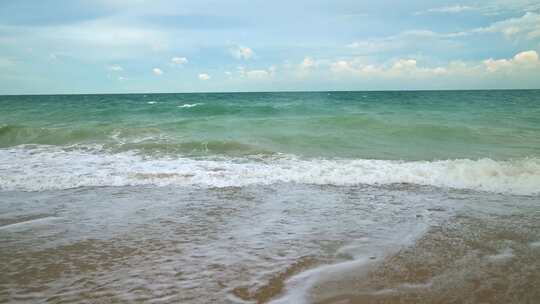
[0,0,539,94]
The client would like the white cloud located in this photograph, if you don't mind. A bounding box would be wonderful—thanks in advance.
[171,56,188,66]
[347,30,467,54]
[347,13,540,57]
[484,58,513,72]
[474,12,540,39]
[230,46,254,60]
[296,57,321,78]
[237,66,276,79]
[514,50,539,62]
[403,30,468,39]
[418,2,540,16]
[300,57,317,69]
[152,68,163,75]
[483,50,539,72]
[329,50,540,79]
[392,59,418,70]
[51,21,169,50]
[330,60,352,73]
[421,5,477,14]
[107,64,123,72]
[198,73,211,80]
[0,20,170,62]
[348,11,540,54]
[331,57,451,78]
[347,40,396,52]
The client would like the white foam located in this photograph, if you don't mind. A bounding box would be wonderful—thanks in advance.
[486,248,514,262]
[529,241,540,248]
[147,101,157,104]
[269,226,426,304]
[178,103,202,108]
[269,258,374,304]
[0,145,539,194]
[0,216,62,231]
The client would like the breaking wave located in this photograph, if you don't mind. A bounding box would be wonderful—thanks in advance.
[0,145,539,194]
[177,103,202,108]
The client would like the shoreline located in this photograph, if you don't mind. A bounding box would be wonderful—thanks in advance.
[279,209,540,304]
[1,184,539,303]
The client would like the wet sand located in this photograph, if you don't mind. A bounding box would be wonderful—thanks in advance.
[1,184,539,303]
[300,211,540,304]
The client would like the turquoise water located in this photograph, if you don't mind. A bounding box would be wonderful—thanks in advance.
[2,90,539,160]
[1,90,539,193]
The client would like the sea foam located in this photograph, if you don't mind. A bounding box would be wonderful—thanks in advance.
[0,145,539,194]
[178,103,202,108]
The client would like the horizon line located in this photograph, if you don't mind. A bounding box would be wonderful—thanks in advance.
[1,87,540,97]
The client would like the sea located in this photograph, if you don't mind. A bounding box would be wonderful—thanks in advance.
[1,90,539,303]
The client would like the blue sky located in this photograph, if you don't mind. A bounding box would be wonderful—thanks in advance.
[0,0,539,94]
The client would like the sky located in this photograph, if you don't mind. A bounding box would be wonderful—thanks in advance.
[0,0,539,94]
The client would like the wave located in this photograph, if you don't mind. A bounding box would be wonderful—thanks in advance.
[178,103,202,108]
[0,145,539,194]
[175,102,281,115]
[0,124,173,148]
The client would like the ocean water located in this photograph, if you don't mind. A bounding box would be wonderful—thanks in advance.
[1,90,540,303]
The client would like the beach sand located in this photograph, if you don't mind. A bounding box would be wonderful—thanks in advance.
[303,212,540,304]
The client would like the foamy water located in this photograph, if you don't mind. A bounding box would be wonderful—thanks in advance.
[177,103,202,108]
[1,145,538,194]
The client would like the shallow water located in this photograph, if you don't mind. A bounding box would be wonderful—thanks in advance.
[0,184,455,303]
[1,184,538,303]
[305,198,540,304]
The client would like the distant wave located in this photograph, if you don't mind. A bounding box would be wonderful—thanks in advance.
[1,145,539,194]
[178,103,202,108]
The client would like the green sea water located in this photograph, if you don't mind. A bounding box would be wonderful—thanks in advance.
[1,90,539,160]
[1,90,539,194]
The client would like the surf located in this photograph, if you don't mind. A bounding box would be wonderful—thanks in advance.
[1,145,538,194]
